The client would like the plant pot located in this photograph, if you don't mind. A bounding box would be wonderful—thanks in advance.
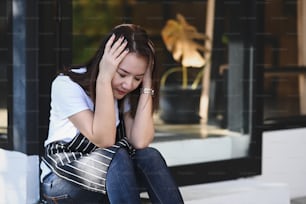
[159,86,201,124]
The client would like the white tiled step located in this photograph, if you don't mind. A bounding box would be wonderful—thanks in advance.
[180,178,290,204]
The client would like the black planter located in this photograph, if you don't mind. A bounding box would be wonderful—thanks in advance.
[159,86,202,124]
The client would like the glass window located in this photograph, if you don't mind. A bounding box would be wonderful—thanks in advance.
[72,0,255,167]
[262,0,306,127]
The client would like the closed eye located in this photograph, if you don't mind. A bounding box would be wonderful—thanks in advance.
[135,77,143,81]
[117,70,126,78]
[117,68,144,80]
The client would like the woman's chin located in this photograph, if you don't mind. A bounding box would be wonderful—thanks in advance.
[114,93,126,100]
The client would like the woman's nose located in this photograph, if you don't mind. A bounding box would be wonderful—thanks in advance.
[122,77,133,90]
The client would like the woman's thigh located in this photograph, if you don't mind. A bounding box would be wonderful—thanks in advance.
[42,172,108,204]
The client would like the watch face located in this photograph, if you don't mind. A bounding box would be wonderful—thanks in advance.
[141,88,154,95]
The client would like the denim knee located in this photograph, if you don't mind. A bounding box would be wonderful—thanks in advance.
[134,147,167,166]
[137,147,163,157]
[114,148,130,159]
[109,148,132,169]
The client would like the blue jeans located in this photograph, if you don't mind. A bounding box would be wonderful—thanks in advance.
[42,147,184,204]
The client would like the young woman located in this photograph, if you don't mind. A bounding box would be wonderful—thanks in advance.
[40,24,184,204]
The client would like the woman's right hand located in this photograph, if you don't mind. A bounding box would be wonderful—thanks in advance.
[98,34,129,81]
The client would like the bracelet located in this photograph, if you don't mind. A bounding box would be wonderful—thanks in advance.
[140,88,154,96]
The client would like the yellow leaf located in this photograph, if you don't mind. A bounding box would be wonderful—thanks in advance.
[161,13,209,67]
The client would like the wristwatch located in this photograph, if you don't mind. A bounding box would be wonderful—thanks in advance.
[140,88,154,96]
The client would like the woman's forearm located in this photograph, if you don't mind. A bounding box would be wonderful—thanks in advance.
[128,93,154,149]
[91,34,128,147]
[92,76,117,147]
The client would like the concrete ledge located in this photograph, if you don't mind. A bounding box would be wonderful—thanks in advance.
[180,178,290,204]
[150,137,233,166]
[0,149,39,204]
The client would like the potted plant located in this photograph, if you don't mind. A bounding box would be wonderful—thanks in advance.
[159,13,211,124]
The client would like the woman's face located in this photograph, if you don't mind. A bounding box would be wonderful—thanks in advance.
[112,52,147,99]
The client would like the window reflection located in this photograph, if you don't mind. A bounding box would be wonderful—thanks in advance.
[0,0,9,141]
[263,0,306,124]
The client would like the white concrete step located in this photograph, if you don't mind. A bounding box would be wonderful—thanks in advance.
[180,178,290,204]
[0,149,39,204]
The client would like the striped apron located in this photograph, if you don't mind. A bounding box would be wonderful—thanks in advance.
[42,118,135,194]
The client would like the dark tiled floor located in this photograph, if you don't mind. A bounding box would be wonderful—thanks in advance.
[291,197,306,204]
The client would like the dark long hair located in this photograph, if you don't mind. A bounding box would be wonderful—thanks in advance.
[61,24,159,117]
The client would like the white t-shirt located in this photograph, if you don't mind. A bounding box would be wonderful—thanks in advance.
[44,74,120,146]
[41,72,125,181]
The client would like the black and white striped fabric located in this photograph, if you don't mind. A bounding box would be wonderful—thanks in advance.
[42,119,135,194]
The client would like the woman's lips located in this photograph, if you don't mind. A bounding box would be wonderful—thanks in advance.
[117,89,127,96]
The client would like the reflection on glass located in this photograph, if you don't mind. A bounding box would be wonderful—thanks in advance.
[0,0,8,140]
[0,62,8,139]
[72,0,252,167]
[263,0,305,123]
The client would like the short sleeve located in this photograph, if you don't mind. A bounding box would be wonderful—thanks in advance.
[50,76,93,119]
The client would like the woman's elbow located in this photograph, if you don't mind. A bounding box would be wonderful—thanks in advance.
[132,137,153,149]
[95,139,115,148]
[133,142,150,149]
[90,132,116,148]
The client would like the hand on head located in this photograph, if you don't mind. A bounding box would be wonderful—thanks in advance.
[99,34,129,81]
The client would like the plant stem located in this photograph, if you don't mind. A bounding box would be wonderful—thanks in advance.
[182,66,188,89]
[192,68,204,89]
[160,67,182,88]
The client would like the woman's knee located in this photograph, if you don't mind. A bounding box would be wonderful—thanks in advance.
[135,147,167,166]
[114,148,130,160]
[108,148,133,171]
[137,147,163,157]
